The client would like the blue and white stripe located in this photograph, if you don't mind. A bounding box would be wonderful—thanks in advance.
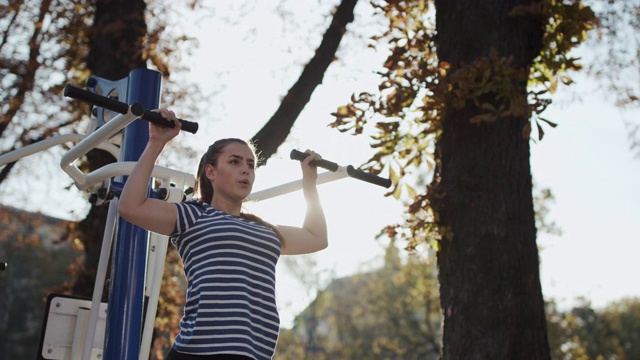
[169,200,281,359]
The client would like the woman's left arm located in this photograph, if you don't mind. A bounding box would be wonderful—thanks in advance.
[278,150,328,255]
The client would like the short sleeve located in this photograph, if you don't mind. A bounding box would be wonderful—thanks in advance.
[169,200,207,246]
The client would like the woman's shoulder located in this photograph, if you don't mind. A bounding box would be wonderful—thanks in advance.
[175,199,215,217]
[180,199,210,209]
[171,200,216,236]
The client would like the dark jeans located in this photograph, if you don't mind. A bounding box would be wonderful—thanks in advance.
[166,348,253,360]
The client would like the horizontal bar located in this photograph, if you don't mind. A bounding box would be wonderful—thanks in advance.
[83,162,195,194]
[64,84,199,134]
[0,134,120,167]
[289,149,392,188]
[61,112,139,190]
[245,167,350,202]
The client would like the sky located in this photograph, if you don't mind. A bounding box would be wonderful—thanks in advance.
[1,0,639,330]
[530,86,640,309]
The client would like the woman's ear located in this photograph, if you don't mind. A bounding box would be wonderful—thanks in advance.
[205,163,216,181]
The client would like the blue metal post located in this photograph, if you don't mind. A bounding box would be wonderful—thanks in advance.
[104,68,162,360]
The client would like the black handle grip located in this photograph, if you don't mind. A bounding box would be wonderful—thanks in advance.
[64,83,129,113]
[347,165,392,188]
[0,262,6,271]
[63,84,198,134]
[290,149,392,188]
[140,110,199,134]
[290,149,339,172]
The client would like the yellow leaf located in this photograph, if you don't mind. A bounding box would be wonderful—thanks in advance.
[548,77,558,94]
[336,105,349,116]
[405,183,417,199]
[392,184,403,200]
[389,166,398,184]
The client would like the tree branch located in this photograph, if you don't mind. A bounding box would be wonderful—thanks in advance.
[251,0,359,166]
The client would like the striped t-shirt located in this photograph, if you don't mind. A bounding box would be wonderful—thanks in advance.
[169,200,281,359]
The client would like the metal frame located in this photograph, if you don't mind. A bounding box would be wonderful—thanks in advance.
[0,68,391,359]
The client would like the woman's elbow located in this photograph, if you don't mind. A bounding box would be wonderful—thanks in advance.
[117,199,135,222]
[317,236,329,251]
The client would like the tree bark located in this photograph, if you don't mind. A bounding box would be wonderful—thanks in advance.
[69,0,148,296]
[431,0,550,358]
[251,0,359,166]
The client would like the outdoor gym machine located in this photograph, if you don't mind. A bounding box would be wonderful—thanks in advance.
[0,68,391,360]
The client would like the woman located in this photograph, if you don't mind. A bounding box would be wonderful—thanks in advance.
[118,109,328,360]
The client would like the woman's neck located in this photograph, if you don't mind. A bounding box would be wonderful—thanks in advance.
[210,197,242,216]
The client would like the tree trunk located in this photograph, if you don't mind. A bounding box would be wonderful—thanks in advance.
[69,0,148,296]
[431,0,550,358]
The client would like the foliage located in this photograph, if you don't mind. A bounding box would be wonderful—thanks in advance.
[278,241,640,359]
[0,204,187,360]
[0,0,94,164]
[0,205,77,360]
[583,0,639,108]
[329,0,594,251]
[533,183,562,236]
[0,0,204,190]
[583,0,640,156]
[3,203,638,359]
[149,247,186,359]
[276,240,441,360]
[546,297,640,360]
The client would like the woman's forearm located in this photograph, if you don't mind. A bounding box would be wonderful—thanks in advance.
[278,150,329,255]
[117,113,181,235]
[118,140,166,223]
[302,181,328,245]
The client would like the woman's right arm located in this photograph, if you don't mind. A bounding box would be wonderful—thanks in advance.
[117,110,181,236]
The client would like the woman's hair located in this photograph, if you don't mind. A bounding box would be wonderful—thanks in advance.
[194,138,251,204]
[194,138,285,246]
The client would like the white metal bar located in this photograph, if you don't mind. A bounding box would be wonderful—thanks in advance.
[82,198,119,360]
[245,166,349,202]
[139,232,169,360]
[0,134,120,167]
[80,162,195,193]
[71,307,90,360]
[60,112,138,190]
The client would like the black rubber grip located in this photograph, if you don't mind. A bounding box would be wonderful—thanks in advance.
[64,84,129,113]
[290,149,339,172]
[140,110,199,134]
[63,84,198,134]
[347,165,392,188]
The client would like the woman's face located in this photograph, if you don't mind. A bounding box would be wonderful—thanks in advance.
[206,142,256,202]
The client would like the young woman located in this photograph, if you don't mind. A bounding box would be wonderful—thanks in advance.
[118,109,328,360]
